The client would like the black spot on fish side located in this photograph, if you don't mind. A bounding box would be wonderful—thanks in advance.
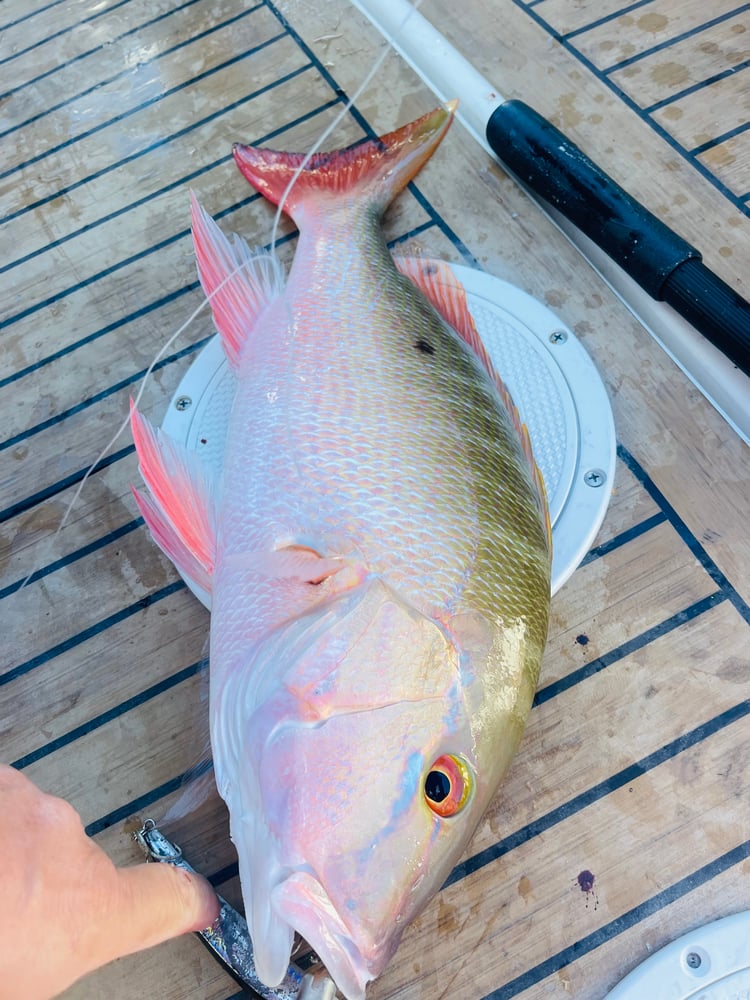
[575,634,589,646]
[415,339,436,355]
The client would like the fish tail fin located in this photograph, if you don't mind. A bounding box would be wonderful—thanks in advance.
[232,101,457,223]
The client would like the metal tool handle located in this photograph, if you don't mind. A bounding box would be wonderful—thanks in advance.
[486,100,750,378]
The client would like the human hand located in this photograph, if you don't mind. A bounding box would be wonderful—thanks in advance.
[0,765,220,1000]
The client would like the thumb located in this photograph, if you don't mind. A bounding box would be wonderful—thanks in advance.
[101,862,221,962]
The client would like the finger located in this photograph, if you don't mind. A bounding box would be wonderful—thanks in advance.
[99,862,220,963]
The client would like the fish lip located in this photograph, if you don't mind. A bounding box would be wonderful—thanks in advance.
[271,871,389,999]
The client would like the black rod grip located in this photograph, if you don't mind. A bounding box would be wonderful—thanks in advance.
[663,258,750,376]
[486,99,750,377]
[486,99,700,298]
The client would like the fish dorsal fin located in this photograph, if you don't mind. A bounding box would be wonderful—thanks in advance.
[190,193,285,369]
[396,255,552,553]
[394,255,483,355]
[130,401,217,594]
[232,103,457,224]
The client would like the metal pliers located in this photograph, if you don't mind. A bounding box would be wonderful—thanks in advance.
[133,819,336,1000]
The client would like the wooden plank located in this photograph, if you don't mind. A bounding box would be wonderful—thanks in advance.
[699,128,750,196]
[570,0,747,69]
[544,519,718,687]
[608,12,750,108]
[0,0,145,78]
[538,0,644,37]
[1,0,255,129]
[652,67,750,149]
[0,31,308,236]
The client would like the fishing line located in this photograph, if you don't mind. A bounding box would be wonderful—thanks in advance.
[267,0,426,256]
[18,0,427,594]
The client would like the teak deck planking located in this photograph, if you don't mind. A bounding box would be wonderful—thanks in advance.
[1,1,749,999]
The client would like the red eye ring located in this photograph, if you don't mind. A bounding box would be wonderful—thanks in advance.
[424,754,472,817]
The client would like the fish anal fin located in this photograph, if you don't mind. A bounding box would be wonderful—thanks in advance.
[130,401,216,589]
[131,486,213,597]
[190,193,284,369]
[396,255,552,553]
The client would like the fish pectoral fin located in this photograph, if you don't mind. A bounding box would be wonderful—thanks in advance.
[130,401,216,594]
[225,544,366,588]
[190,193,285,369]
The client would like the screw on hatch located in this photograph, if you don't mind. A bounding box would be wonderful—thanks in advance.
[686,952,702,969]
[175,396,192,411]
[584,469,606,488]
[549,330,568,345]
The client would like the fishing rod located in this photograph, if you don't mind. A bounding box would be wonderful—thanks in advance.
[351,0,750,445]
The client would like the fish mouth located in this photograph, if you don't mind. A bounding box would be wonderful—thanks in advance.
[271,871,391,1000]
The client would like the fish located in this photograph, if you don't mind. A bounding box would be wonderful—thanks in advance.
[130,103,551,1000]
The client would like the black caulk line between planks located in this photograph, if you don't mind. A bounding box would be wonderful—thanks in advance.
[0,0,132,68]
[0,3,265,138]
[691,119,750,156]
[1,180,260,278]
[11,660,205,770]
[562,0,655,39]
[84,758,214,836]
[534,592,726,706]
[513,0,749,214]
[0,445,134,524]
[482,836,750,999]
[0,60,311,228]
[579,511,667,566]
[0,0,69,33]
[0,580,186,687]
[445,697,750,889]
[0,33,292,182]
[602,5,750,75]
[645,58,750,114]
[0,518,143,601]
[0,0,208,102]
[617,444,750,624]
[0,339,211,453]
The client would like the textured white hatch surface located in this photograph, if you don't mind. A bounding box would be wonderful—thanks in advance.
[162,264,616,605]
[605,910,750,999]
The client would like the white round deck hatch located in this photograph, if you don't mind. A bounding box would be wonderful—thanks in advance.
[605,910,750,999]
[162,264,615,604]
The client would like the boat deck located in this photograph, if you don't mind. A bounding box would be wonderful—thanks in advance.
[2,1,749,998]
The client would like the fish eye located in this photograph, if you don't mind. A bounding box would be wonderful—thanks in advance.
[424,754,472,817]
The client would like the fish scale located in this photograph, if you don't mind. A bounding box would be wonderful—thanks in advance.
[131,103,551,1000]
